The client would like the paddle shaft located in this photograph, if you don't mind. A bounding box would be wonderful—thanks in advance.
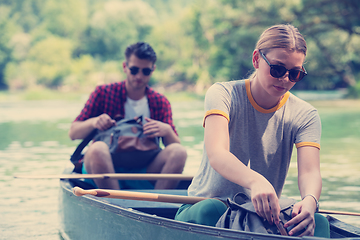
[73,187,207,204]
[318,209,360,217]
[73,187,360,217]
[14,173,194,181]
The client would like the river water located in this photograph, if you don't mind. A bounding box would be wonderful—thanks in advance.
[0,98,360,239]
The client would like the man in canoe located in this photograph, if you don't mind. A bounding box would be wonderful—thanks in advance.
[175,24,330,237]
[68,42,187,190]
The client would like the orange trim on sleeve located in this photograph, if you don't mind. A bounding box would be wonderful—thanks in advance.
[295,142,320,150]
[203,109,230,127]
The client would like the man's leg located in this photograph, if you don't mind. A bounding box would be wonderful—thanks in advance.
[147,143,187,189]
[83,141,120,189]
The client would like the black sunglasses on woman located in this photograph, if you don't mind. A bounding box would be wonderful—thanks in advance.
[259,50,307,82]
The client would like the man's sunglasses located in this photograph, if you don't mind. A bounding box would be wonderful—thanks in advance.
[259,51,307,82]
[127,64,153,76]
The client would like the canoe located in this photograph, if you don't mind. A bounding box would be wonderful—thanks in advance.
[59,169,360,240]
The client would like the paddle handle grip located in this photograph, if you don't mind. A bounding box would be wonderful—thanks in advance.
[73,187,98,197]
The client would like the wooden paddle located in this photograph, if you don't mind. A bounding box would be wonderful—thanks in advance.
[317,209,360,217]
[72,187,360,217]
[72,186,207,204]
[14,173,194,181]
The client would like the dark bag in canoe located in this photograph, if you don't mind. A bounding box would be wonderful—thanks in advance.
[70,116,160,173]
[216,192,304,236]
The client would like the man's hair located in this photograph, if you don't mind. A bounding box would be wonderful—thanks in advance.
[125,42,157,64]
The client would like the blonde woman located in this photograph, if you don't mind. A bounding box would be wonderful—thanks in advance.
[175,24,329,237]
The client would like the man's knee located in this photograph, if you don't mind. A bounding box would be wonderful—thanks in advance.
[165,143,187,163]
[84,141,111,164]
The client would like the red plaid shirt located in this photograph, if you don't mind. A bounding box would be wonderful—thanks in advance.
[75,81,177,134]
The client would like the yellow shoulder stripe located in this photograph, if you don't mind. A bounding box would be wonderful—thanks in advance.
[203,109,230,127]
[295,142,320,150]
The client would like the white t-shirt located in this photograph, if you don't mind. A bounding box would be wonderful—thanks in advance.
[124,96,150,124]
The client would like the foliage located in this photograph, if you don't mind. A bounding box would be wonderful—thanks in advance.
[0,4,17,89]
[77,0,157,60]
[293,0,360,90]
[0,0,359,96]
[179,0,360,91]
[5,35,73,88]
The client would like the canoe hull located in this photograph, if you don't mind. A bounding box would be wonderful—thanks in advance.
[59,175,360,240]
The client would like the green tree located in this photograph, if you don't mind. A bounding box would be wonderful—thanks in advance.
[5,35,73,89]
[180,0,360,93]
[179,0,291,86]
[40,0,88,39]
[1,0,360,96]
[293,0,360,91]
[77,0,157,60]
[0,5,17,89]
[3,0,43,33]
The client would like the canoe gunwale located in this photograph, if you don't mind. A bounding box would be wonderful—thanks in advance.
[327,216,360,238]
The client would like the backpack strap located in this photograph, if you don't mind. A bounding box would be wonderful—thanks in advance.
[70,129,98,165]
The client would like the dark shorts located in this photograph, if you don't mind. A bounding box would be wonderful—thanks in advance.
[82,148,162,189]
[111,148,162,169]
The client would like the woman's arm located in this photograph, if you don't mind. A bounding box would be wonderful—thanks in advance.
[284,146,322,236]
[204,114,281,224]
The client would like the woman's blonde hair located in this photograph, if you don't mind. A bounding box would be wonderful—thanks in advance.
[257,24,306,55]
[249,24,307,78]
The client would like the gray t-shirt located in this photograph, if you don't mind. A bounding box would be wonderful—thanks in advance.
[188,79,321,202]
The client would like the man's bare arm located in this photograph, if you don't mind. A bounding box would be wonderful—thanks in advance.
[69,114,116,140]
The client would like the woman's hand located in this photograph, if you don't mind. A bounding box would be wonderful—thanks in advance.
[250,176,281,225]
[283,196,317,236]
[287,146,321,236]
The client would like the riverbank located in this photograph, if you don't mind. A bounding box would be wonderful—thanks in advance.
[0,87,205,103]
[0,86,355,103]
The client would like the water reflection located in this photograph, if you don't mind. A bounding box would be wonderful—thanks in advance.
[0,142,74,239]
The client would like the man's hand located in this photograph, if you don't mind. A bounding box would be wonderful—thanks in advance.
[283,197,317,236]
[143,117,171,138]
[93,113,116,131]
